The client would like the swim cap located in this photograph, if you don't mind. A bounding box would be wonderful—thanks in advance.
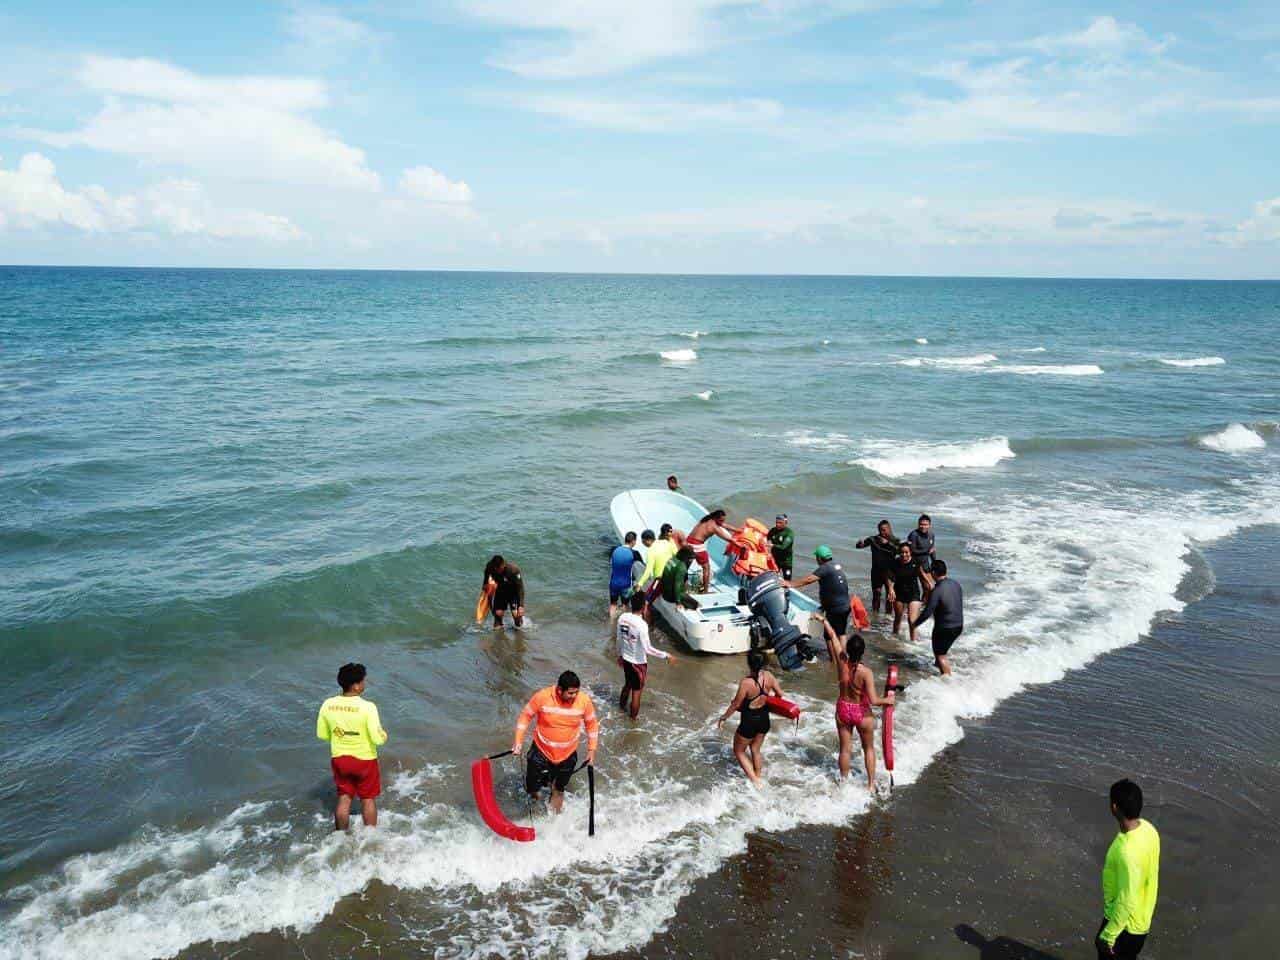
[776,514,788,521]
[814,544,833,560]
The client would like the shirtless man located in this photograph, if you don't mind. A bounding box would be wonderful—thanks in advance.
[686,509,740,593]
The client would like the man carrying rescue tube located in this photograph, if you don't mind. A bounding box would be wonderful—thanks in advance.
[686,509,741,593]
[785,545,852,639]
[483,555,525,627]
[316,662,388,831]
[856,520,900,613]
[617,592,677,719]
[512,670,599,814]
[768,514,795,580]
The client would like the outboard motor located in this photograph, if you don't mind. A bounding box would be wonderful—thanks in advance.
[745,571,813,670]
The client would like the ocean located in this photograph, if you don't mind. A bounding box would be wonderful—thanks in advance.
[1,267,1277,959]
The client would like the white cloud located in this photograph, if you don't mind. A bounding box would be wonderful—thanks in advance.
[400,165,476,218]
[20,56,380,191]
[460,0,892,78]
[1222,196,1280,245]
[1026,16,1171,60]
[0,152,303,242]
[284,5,379,59]
[510,92,784,133]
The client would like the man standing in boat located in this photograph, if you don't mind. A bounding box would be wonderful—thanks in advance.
[686,509,740,593]
[768,514,795,580]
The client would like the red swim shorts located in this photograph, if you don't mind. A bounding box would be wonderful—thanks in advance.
[331,756,382,799]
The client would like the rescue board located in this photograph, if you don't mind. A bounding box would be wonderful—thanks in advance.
[882,663,898,788]
[474,580,495,624]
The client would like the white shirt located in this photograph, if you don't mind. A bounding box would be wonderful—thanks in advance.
[617,612,669,665]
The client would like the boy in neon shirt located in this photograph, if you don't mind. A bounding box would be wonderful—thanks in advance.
[512,670,599,814]
[316,662,388,830]
[1097,778,1160,958]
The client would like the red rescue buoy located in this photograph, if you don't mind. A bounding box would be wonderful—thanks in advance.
[765,695,801,720]
[882,664,897,779]
[471,757,535,842]
[850,596,870,631]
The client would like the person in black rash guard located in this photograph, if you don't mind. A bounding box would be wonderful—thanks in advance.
[906,514,937,598]
[856,519,900,613]
[912,558,963,675]
[888,541,923,644]
[483,554,525,627]
[785,545,851,638]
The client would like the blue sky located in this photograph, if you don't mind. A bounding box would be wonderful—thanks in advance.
[0,1,1277,276]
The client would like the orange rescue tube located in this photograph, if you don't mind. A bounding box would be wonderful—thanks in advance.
[850,596,870,631]
[765,695,801,720]
[471,757,535,842]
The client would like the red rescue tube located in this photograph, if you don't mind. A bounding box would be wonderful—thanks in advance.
[881,664,897,775]
[850,596,870,631]
[765,695,801,720]
[470,757,535,842]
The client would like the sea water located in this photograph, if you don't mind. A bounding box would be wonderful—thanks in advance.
[1,268,1277,959]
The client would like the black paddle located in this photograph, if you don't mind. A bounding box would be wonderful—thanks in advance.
[587,764,596,837]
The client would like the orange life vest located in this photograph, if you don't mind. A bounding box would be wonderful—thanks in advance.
[727,518,778,577]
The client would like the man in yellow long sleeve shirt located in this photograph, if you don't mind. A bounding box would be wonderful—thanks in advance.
[317,662,388,831]
[1097,778,1160,958]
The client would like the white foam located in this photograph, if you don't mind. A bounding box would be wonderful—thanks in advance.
[896,352,997,368]
[8,476,1279,960]
[1199,423,1265,452]
[990,363,1103,376]
[695,390,713,401]
[853,436,1015,478]
[1021,346,1047,353]
[1160,356,1225,368]
[659,349,697,363]
[821,339,831,345]
[915,337,928,345]
[784,430,855,452]
[679,330,705,340]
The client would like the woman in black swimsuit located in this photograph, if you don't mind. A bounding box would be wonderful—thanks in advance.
[717,650,783,786]
[888,540,923,645]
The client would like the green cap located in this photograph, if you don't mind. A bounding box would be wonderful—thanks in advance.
[814,544,833,561]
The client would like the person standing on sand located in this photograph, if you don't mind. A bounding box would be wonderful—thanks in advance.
[1097,779,1160,958]
[617,592,677,719]
[686,509,740,592]
[822,624,895,788]
[911,559,963,675]
[512,670,599,815]
[768,514,795,580]
[855,520,900,613]
[716,650,782,786]
[609,531,643,617]
[483,555,525,627]
[316,662,388,831]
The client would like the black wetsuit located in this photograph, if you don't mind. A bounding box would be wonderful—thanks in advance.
[813,560,851,637]
[491,563,525,611]
[736,677,771,739]
[906,529,935,572]
[857,534,900,586]
[891,556,921,604]
[913,577,964,657]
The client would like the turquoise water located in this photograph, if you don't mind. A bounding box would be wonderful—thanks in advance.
[1,268,1278,959]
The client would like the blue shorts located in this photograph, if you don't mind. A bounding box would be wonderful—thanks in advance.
[610,582,631,603]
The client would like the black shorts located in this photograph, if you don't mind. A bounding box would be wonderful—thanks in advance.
[932,625,963,657]
[777,563,793,580]
[493,587,522,612]
[894,582,920,605]
[620,658,647,690]
[871,568,892,589]
[610,585,630,603]
[736,710,771,739]
[1095,922,1147,959]
[825,608,850,638]
[525,744,577,794]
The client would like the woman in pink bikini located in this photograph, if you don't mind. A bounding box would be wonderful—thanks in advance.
[822,621,895,788]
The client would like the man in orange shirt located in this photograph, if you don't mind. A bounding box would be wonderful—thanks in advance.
[512,670,599,814]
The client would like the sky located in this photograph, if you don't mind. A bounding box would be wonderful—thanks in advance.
[0,1,1277,277]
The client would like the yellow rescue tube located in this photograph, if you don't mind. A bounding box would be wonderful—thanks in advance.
[475,580,496,623]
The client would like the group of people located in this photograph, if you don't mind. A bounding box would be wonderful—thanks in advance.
[312,478,1160,958]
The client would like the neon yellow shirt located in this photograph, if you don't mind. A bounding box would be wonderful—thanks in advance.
[636,539,678,589]
[1100,819,1160,945]
[316,694,388,760]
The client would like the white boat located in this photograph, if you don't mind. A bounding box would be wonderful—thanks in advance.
[610,488,822,655]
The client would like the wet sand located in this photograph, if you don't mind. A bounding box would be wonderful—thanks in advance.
[605,527,1280,959]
